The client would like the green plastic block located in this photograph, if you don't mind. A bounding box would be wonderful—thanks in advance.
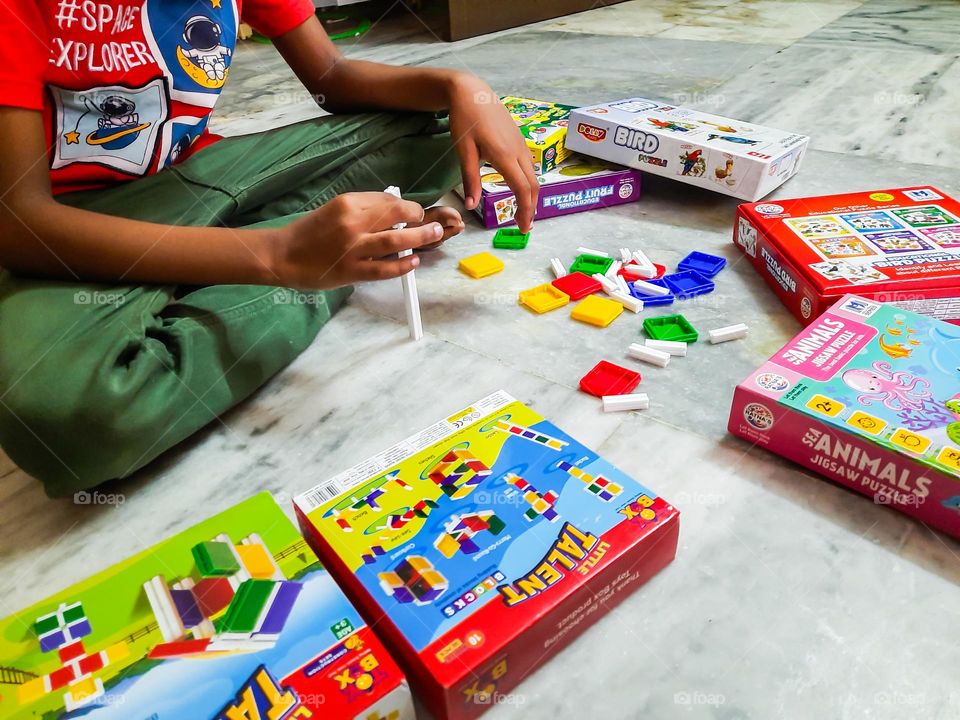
[33,613,61,636]
[60,602,85,625]
[192,540,241,577]
[492,228,530,249]
[569,254,613,276]
[643,314,699,343]
[215,579,276,634]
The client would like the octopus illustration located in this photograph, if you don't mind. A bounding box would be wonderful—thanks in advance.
[841,362,931,411]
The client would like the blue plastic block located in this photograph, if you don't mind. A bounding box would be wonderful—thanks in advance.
[678,251,727,278]
[662,270,715,298]
[629,278,674,307]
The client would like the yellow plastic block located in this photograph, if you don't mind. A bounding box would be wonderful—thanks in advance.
[459,252,504,279]
[236,544,275,579]
[104,641,130,663]
[571,295,623,327]
[435,534,460,559]
[518,283,569,314]
[67,676,98,702]
[17,677,47,704]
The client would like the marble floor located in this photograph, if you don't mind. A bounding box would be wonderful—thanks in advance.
[3,1,960,718]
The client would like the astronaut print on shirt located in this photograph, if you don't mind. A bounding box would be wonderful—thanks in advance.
[48,0,237,178]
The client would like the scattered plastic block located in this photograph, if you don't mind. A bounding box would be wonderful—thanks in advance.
[605,259,622,278]
[678,250,727,278]
[602,393,650,412]
[569,253,614,276]
[627,343,670,367]
[643,314,699,343]
[614,274,631,295]
[612,291,643,313]
[620,263,666,281]
[493,227,530,249]
[619,247,632,263]
[593,272,618,295]
[576,246,608,257]
[550,257,566,278]
[579,360,641,397]
[552,271,601,300]
[662,270,714,298]
[629,278,674,307]
[571,295,623,327]
[645,339,687,356]
[709,323,748,344]
[459,252,504,278]
[631,279,670,297]
[622,263,656,279]
[193,541,241,578]
[519,283,570,313]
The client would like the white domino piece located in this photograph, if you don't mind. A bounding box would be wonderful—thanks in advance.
[614,274,631,295]
[709,323,749,344]
[627,342,671,367]
[577,246,608,257]
[631,279,670,297]
[611,291,643,313]
[645,339,687,356]
[550,257,567,279]
[602,393,650,412]
[619,247,633,264]
[592,273,619,295]
[605,259,622,278]
[384,186,423,341]
[632,249,656,272]
[623,263,658,279]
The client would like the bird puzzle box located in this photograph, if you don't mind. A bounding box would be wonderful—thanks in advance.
[566,97,808,201]
[729,295,960,538]
[464,155,642,228]
[294,391,680,720]
[734,186,960,325]
[502,96,575,175]
[0,492,413,720]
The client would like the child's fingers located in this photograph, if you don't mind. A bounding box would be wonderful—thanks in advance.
[496,159,536,233]
[356,193,426,231]
[457,141,482,210]
[356,255,420,281]
[363,223,443,258]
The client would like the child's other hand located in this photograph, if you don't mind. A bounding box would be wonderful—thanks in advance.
[448,75,539,233]
[272,192,443,288]
[414,206,464,250]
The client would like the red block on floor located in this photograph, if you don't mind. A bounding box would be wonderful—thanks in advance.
[579,360,641,397]
[620,263,666,282]
[551,272,602,300]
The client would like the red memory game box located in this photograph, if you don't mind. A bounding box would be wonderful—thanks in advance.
[734,187,960,325]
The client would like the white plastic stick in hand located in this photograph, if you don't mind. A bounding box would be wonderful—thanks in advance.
[631,279,670,296]
[384,186,423,341]
[550,258,567,279]
[645,339,687,356]
[593,273,618,295]
[577,246,608,257]
[611,291,643,313]
[709,323,748,344]
[602,393,650,412]
[627,342,670,367]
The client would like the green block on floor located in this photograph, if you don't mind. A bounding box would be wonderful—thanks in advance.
[192,540,241,578]
[492,227,530,249]
[643,314,699,343]
[215,579,276,634]
[569,253,613,276]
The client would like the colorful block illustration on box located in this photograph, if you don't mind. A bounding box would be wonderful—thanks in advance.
[734,187,960,325]
[294,391,680,720]
[501,96,575,174]
[0,493,413,720]
[729,295,960,539]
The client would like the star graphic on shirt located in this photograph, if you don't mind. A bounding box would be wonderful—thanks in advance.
[64,131,80,144]
[210,0,221,7]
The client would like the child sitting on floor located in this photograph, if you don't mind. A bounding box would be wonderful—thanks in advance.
[0,0,539,497]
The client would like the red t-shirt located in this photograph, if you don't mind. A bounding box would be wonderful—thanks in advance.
[0,0,314,194]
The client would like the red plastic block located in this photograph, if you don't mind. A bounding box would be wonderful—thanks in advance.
[58,640,85,663]
[78,652,105,675]
[620,263,666,282]
[147,638,212,660]
[49,664,76,690]
[192,576,234,617]
[551,272,602,300]
[579,360,641,398]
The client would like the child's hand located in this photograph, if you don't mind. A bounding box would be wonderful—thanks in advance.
[448,75,539,233]
[415,206,465,250]
[272,192,444,288]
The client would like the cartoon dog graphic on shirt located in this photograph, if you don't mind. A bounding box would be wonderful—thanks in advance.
[177,15,232,88]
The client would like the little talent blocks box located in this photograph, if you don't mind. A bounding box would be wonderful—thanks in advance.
[502,96,575,175]
[0,492,413,720]
[566,97,808,201]
[464,155,642,228]
[295,391,680,720]
[734,186,960,325]
[729,295,960,538]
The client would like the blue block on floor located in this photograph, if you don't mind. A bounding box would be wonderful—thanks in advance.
[678,251,727,278]
[629,278,674,306]
[662,270,715,298]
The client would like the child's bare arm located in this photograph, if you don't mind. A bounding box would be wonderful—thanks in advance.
[0,108,442,287]
[274,17,539,233]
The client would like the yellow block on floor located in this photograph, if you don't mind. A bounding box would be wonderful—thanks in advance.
[459,252,504,278]
[518,283,569,313]
[571,295,623,327]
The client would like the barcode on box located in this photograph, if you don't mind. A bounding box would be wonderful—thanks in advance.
[300,485,341,512]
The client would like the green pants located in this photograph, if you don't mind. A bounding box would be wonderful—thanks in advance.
[0,113,460,497]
